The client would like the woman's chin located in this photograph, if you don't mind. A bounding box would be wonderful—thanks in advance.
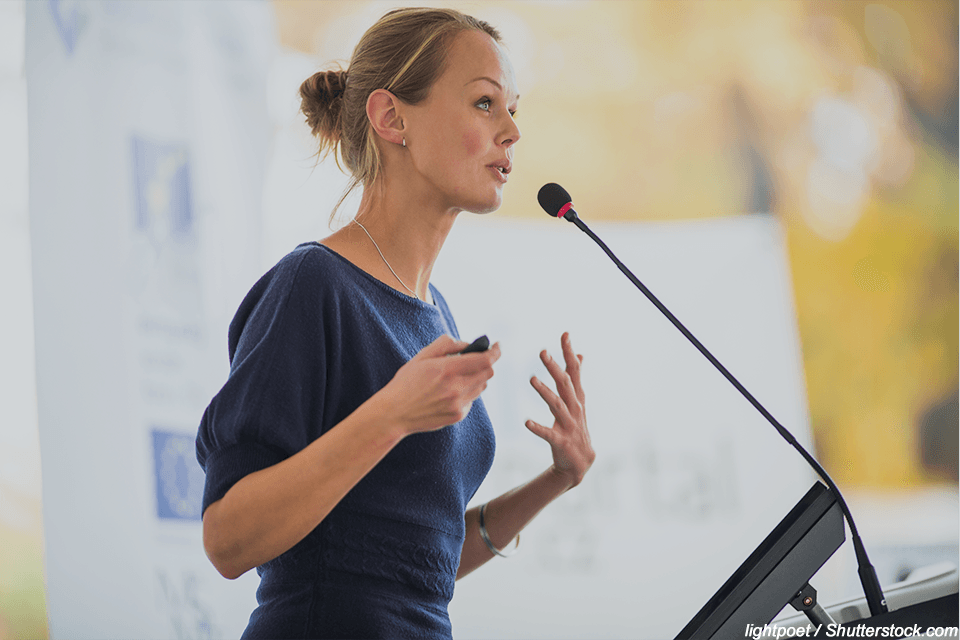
[467,204,501,215]
[465,191,504,215]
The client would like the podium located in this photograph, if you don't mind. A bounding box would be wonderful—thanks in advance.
[675,483,959,639]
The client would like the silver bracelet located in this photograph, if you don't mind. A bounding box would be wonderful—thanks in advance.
[478,502,519,558]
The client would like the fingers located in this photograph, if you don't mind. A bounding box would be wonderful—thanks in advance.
[413,334,466,360]
[529,373,570,424]
[552,332,585,407]
[560,333,586,406]
[524,418,553,443]
[538,337,582,414]
[392,337,502,435]
[455,341,501,374]
[528,333,587,430]
[438,341,500,401]
[415,335,501,367]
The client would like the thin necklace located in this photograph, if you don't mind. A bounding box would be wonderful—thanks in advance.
[353,220,421,301]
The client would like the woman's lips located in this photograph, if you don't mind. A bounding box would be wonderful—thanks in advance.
[488,165,508,183]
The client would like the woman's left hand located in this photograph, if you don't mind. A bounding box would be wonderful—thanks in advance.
[526,332,595,489]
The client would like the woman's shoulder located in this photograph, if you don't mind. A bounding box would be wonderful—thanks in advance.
[226,243,344,360]
[252,241,359,298]
[273,241,337,279]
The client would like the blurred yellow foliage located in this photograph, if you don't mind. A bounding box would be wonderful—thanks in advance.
[787,181,958,486]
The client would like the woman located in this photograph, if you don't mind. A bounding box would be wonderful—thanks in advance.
[196,7,595,639]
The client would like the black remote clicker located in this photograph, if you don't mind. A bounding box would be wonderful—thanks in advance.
[459,335,490,354]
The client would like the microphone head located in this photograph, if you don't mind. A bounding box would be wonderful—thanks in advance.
[537,183,573,218]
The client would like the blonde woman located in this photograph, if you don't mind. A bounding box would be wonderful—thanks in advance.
[197,8,594,638]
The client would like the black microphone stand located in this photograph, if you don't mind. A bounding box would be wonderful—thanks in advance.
[557,207,888,618]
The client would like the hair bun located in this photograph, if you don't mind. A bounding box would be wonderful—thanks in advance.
[299,68,348,142]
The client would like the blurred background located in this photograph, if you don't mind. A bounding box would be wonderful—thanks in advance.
[2,0,956,638]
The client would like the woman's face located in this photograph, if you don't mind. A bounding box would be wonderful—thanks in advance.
[403,29,521,214]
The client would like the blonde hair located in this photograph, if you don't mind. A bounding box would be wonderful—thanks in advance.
[299,7,502,220]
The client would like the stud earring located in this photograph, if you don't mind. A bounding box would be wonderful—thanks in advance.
[402,137,406,147]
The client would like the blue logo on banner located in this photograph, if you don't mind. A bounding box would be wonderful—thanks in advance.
[49,0,86,56]
[152,430,204,521]
[132,137,193,242]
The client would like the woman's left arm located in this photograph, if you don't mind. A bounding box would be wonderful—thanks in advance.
[457,332,595,579]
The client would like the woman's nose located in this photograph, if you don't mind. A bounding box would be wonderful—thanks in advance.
[500,116,521,147]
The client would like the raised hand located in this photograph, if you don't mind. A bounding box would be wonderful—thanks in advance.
[525,332,594,489]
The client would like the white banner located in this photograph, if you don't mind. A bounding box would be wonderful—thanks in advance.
[27,2,272,637]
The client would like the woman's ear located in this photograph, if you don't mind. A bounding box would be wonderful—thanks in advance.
[366,89,405,147]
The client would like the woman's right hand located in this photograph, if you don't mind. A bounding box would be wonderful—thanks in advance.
[379,334,500,436]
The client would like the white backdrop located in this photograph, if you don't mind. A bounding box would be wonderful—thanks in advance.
[27,2,269,637]
[27,3,823,638]
[437,214,815,639]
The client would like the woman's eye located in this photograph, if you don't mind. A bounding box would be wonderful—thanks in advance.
[477,99,491,111]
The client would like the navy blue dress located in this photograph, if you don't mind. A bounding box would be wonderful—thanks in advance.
[196,243,496,639]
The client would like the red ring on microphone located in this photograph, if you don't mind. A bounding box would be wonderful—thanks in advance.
[557,202,574,218]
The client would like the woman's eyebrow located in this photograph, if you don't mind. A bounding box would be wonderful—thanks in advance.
[465,76,520,101]
[465,76,502,90]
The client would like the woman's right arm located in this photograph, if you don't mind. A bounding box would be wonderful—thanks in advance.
[202,334,500,579]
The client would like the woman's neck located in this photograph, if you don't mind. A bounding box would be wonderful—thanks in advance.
[322,179,461,302]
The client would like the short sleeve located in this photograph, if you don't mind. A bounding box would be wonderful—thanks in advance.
[196,248,329,516]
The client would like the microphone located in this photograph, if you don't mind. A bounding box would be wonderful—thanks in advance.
[537,183,579,221]
[537,182,888,618]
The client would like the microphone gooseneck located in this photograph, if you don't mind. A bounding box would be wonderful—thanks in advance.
[538,182,888,617]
